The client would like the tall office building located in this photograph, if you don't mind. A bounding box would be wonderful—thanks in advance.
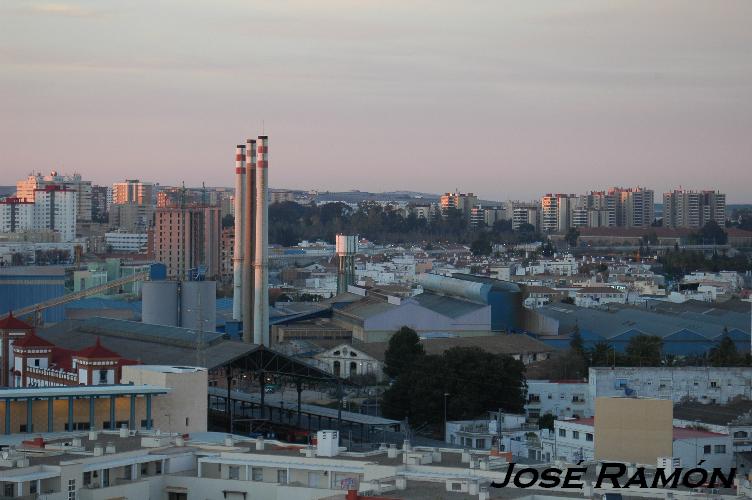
[663,190,726,229]
[16,171,92,222]
[154,205,221,279]
[112,179,155,205]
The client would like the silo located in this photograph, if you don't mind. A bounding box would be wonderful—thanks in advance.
[141,280,179,326]
[180,280,216,332]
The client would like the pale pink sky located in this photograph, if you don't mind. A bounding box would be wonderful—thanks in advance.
[1,1,751,201]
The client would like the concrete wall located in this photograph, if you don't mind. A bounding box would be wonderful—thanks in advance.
[594,397,673,465]
[121,365,208,434]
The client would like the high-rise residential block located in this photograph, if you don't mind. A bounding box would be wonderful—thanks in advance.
[154,205,221,279]
[112,179,155,205]
[31,185,78,242]
[440,192,478,221]
[663,189,726,229]
[16,171,92,222]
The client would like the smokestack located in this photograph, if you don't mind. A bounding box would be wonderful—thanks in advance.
[254,136,269,346]
[232,145,246,321]
[242,139,256,343]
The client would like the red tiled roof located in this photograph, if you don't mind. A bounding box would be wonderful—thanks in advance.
[673,427,727,440]
[0,312,34,330]
[13,332,54,349]
[74,337,121,359]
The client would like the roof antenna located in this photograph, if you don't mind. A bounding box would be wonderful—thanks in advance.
[262,119,265,135]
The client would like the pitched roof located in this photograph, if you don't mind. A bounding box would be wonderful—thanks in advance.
[13,331,54,349]
[355,334,555,362]
[75,337,121,359]
[0,312,34,330]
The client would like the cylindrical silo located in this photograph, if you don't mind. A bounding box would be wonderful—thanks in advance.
[141,280,179,326]
[180,280,216,332]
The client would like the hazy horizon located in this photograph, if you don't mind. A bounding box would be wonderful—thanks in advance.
[1,1,751,202]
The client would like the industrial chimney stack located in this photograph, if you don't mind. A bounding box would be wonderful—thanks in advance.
[232,145,245,321]
[233,135,270,346]
[254,136,270,346]
[241,139,256,344]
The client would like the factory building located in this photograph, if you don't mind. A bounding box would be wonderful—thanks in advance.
[0,266,66,323]
[326,274,523,343]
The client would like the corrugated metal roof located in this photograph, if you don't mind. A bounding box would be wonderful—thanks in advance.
[537,302,750,339]
[39,318,256,369]
[411,292,486,319]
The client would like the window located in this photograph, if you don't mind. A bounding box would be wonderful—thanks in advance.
[99,370,108,384]
[734,431,748,438]
[710,380,719,388]
[84,471,92,485]
[277,469,287,484]
[68,479,76,500]
[476,439,486,449]
[572,431,580,440]
[559,429,566,438]
[228,465,240,480]
[715,445,726,454]
[586,433,593,442]
[34,359,40,367]
[703,445,711,454]
[252,467,263,481]
[4,484,13,497]
[451,482,462,491]
[185,417,190,427]
[156,461,162,475]
[30,481,37,494]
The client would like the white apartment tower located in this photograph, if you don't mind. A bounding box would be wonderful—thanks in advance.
[31,185,78,242]
[663,189,726,229]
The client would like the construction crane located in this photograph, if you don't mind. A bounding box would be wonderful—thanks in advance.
[0,271,149,326]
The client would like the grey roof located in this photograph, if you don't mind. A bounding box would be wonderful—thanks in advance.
[336,298,396,321]
[355,334,555,362]
[39,317,256,369]
[536,302,750,339]
[452,273,521,293]
[674,400,752,426]
[412,292,487,319]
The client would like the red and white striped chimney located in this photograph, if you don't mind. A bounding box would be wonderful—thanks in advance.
[232,145,246,321]
[253,136,269,346]
[242,139,256,344]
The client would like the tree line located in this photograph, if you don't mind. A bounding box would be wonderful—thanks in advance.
[379,327,526,433]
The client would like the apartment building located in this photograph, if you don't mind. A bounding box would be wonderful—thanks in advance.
[510,203,539,231]
[112,179,155,206]
[154,205,221,279]
[525,379,591,419]
[31,185,78,242]
[439,192,478,221]
[0,198,34,233]
[663,189,726,229]
[16,171,92,222]
[613,187,654,228]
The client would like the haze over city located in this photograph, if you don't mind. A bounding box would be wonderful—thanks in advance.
[1,0,751,201]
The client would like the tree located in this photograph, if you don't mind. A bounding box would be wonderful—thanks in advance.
[709,328,741,366]
[569,326,585,359]
[625,335,663,366]
[538,413,555,431]
[383,326,424,379]
[381,347,526,429]
[470,235,492,256]
[565,228,580,247]
[589,341,615,367]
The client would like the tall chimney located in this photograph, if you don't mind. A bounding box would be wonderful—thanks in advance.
[254,136,270,346]
[232,145,246,321]
[242,139,257,343]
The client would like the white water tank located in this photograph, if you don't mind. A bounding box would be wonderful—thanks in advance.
[142,280,179,326]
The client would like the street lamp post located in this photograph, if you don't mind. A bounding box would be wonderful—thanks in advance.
[443,393,450,443]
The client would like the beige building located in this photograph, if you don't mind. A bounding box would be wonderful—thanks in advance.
[594,397,673,465]
[16,171,92,222]
[112,179,155,206]
[121,365,207,435]
[154,205,221,279]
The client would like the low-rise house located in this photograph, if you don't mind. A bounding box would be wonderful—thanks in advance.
[574,286,626,308]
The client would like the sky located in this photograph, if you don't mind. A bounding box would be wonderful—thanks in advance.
[1,1,751,202]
